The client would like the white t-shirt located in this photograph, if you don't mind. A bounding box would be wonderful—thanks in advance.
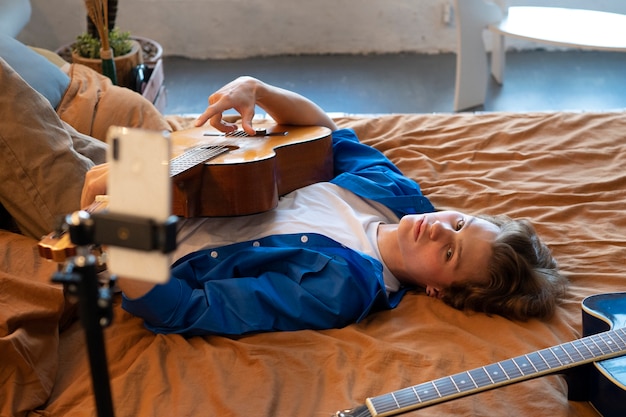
[174,182,402,293]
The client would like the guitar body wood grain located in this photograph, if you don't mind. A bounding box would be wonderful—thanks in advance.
[171,124,333,217]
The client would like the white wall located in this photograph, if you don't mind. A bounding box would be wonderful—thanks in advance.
[16,0,626,59]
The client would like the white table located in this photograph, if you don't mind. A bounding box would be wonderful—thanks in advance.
[489,7,626,83]
[453,3,626,111]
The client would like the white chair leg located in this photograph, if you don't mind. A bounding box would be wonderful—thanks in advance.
[454,38,490,111]
[491,33,505,84]
[453,0,503,111]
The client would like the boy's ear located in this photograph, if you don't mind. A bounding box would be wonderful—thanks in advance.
[425,286,442,299]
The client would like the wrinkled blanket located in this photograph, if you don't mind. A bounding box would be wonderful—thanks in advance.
[3,106,625,416]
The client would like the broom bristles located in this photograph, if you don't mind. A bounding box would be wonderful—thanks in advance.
[84,0,111,52]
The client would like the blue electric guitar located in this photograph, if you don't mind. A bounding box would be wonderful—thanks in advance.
[334,292,626,417]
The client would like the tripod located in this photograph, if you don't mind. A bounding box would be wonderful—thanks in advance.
[51,209,177,417]
[53,241,115,416]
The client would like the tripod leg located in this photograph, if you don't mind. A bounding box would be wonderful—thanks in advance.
[55,257,115,417]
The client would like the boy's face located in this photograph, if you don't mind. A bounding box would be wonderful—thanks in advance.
[395,210,499,297]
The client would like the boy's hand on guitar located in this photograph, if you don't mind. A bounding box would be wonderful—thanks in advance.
[81,163,109,208]
[194,76,260,136]
[194,76,338,134]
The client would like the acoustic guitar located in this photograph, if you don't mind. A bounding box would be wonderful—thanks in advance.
[334,292,626,417]
[38,123,333,261]
[170,123,333,217]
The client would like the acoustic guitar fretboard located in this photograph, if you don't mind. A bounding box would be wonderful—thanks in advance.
[366,327,626,416]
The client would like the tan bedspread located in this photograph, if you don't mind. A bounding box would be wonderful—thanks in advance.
[3,111,626,417]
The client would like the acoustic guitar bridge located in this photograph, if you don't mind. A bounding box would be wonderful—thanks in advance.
[203,129,287,137]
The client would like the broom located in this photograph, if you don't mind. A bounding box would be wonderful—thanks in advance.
[84,0,117,84]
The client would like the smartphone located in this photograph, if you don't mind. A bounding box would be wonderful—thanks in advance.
[103,126,173,283]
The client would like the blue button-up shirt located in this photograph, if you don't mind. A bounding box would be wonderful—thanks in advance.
[122,128,435,335]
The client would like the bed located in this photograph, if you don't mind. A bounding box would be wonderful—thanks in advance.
[2,107,626,416]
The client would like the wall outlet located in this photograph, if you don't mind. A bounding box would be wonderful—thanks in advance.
[443,2,454,26]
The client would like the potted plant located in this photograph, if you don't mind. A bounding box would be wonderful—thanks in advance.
[55,0,166,110]
[71,27,143,89]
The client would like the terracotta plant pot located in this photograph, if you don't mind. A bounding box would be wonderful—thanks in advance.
[71,40,143,88]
